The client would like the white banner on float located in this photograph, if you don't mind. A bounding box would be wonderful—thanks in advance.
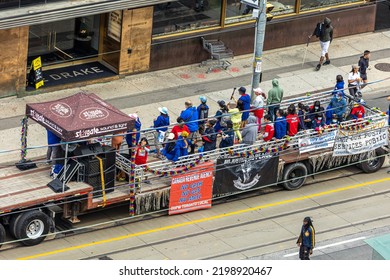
[333,127,388,156]
[298,130,336,154]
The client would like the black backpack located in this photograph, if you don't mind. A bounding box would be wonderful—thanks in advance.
[314,23,323,38]
[199,104,209,121]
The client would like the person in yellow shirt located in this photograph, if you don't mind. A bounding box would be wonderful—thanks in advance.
[228,101,242,143]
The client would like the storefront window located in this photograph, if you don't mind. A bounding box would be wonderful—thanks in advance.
[152,0,222,36]
[300,0,361,12]
[225,0,295,25]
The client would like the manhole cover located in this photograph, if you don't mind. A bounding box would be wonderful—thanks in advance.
[374,63,390,72]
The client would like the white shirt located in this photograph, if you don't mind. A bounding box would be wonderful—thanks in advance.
[252,95,265,109]
[348,72,361,85]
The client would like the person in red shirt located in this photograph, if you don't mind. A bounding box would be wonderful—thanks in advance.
[135,137,150,165]
[349,99,365,120]
[258,114,274,142]
[286,104,299,136]
[171,117,190,139]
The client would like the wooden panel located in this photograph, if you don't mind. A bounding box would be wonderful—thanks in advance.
[150,4,376,71]
[0,26,28,97]
[119,7,153,75]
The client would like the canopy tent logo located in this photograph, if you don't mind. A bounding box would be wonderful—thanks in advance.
[80,107,109,121]
[50,102,72,118]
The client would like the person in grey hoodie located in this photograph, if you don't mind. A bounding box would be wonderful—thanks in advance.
[241,115,258,145]
[267,78,284,122]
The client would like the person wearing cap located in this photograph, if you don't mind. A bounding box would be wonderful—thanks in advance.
[162,133,178,162]
[180,100,199,154]
[126,113,142,157]
[309,17,333,71]
[232,86,251,126]
[171,117,190,140]
[197,96,209,134]
[348,65,362,98]
[349,99,365,120]
[228,100,242,143]
[214,100,230,133]
[267,78,284,122]
[152,107,170,159]
[251,87,266,132]
[201,119,217,152]
[328,92,347,122]
[296,217,315,260]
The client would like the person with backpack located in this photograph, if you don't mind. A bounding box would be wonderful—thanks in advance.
[309,17,333,71]
[197,96,209,134]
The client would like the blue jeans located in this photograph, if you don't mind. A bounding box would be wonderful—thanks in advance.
[268,104,280,122]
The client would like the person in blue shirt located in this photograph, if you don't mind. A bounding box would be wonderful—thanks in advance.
[197,96,209,134]
[180,100,199,154]
[297,217,315,260]
[329,92,347,122]
[46,129,61,164]
[152,107,170,158]
[332,74,345,97]
[201,119,217,152]
[126,113,141,157]
[162,133,178,162]
[312,113,325,131]
[274,109,287,139]
[232,86,251,126]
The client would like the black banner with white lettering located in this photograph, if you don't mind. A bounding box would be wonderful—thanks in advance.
[213,153,279,196]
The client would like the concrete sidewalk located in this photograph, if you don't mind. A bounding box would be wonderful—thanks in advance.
[1,30,390,163]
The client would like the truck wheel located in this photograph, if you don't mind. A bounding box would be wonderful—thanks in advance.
[9,213,23,239]
[359,148,386,173]
[0,223,5,247]
[282,162,308,190]
[14,210,51,246]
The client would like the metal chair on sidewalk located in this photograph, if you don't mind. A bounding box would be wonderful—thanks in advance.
[200,37,234,73]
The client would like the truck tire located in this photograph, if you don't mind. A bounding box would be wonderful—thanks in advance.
[282,162,308,190]
[9,213,23,239]
[14,210,52,246]
[0,223,5,247]
[359,148,386,173]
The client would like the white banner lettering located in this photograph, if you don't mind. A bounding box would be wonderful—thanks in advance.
[299,130,336,154]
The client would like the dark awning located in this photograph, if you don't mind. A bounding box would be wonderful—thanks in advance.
[26,92,135,142]
[0,0,172,30]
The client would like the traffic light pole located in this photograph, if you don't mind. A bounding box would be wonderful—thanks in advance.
[250,0,266,101]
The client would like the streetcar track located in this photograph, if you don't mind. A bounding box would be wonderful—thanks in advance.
[81,187,390,260]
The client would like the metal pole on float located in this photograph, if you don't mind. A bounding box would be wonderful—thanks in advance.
[63,142,68,193]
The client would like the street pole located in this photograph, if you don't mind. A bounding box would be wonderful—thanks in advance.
[250,0,266,101]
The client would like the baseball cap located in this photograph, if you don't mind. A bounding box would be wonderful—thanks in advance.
[238,86,246,93]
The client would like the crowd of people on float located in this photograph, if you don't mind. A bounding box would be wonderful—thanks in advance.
[114,70,372,169]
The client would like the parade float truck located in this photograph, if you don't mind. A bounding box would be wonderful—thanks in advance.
[0,92,388,247]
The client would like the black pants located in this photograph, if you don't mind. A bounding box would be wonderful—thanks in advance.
[299,246,310,260]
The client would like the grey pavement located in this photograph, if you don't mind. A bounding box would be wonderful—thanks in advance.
[1,30,390,163]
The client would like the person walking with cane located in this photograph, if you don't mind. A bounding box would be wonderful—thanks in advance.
[309,17,334,71]
[297,217,315,260]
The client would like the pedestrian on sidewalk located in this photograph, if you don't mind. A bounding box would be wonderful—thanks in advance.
[251,87,266,132]
[267,78,284,122]
[309,17,333,71]
[180,100,199,154]
[347,65,362,98]
[152,107,170,159]
[296,217,315,260]
[358,50,370,85]
[197,96,209,134]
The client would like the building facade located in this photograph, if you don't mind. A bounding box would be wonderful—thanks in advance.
[0,0,376,97]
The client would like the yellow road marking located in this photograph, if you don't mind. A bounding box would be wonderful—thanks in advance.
[18,177,390,260]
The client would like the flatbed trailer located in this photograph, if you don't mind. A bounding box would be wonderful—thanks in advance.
[0,91,388,247]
